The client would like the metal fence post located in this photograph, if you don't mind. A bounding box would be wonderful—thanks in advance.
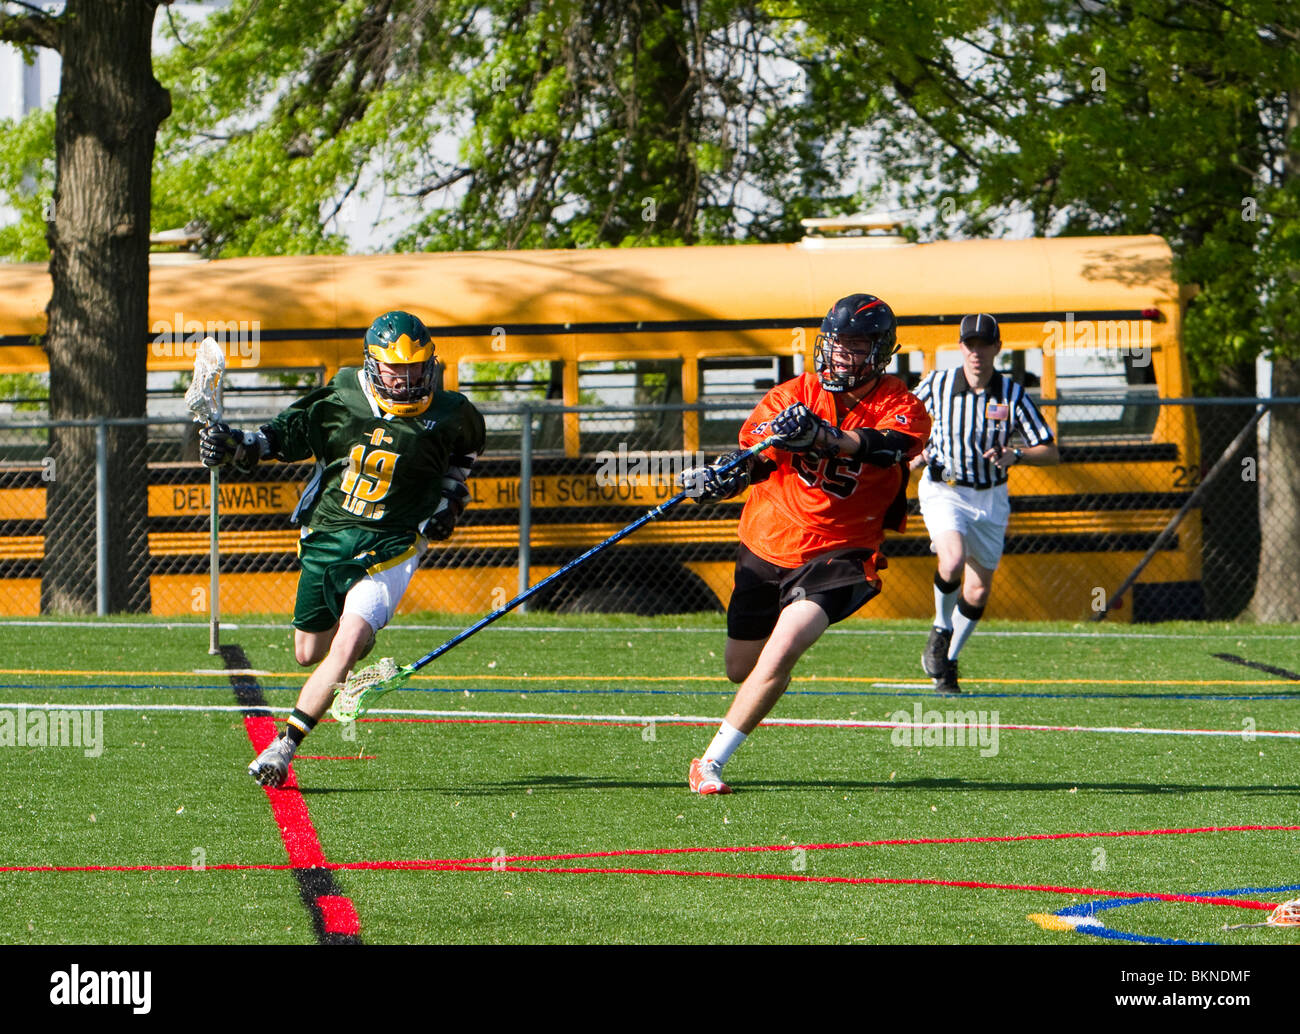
[94,418,109,616]
[209,464,220,655]
[518,403,532,613]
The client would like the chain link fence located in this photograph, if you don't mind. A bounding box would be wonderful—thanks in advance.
[0,398,1296,623]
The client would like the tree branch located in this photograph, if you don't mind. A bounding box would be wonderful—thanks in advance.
[0,6,61,52]
[409,166,473,198]
[2,0,54,17]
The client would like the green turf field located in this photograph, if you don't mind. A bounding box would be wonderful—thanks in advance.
[1,613,1297,945]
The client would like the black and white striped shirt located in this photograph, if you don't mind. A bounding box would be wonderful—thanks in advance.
[913,369,1054,488]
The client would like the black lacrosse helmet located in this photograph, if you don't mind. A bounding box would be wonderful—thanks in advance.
[813,293,899,393]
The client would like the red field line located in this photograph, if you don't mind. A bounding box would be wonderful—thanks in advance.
[383,862,1280,911]
[0,863,294,872]
[0,856,1275,910]
[316,894,362,937]
[7,823,1295,876]
[244,714,328,868]
[435,823,1300,866]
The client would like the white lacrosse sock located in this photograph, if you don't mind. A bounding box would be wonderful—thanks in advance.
[948,599,986,659]
[933,573,960,631]
[703,720,747,767]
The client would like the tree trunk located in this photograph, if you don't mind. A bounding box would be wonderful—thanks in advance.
[1248,356,1300,622]
[1247,86,1300,623]
[41,0,170,614]
[612,0,700,244]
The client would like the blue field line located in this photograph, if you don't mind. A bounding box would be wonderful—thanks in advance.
[1054,883,1300,945]
[0,681,1297,703]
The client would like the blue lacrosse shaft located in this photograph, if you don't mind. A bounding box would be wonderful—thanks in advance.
[405,433,779,674]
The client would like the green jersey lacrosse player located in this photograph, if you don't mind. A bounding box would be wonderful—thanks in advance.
[199,311,486,788]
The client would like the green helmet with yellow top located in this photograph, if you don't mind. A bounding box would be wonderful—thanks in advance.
[362,310,439,417]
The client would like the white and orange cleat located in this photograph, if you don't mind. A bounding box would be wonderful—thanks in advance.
[689,757,732,795]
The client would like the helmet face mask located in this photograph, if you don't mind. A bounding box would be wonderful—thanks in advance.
[813,294,899,393]
[363,311,439,416]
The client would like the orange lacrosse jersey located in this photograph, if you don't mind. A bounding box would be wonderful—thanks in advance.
[736,372,930,569]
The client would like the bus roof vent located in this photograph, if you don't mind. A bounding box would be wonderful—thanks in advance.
[799,213,913,249]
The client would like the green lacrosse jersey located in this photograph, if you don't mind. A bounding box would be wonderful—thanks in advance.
[267,367,486,534]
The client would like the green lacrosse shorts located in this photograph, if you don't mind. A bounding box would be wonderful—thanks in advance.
[292,525,421,633]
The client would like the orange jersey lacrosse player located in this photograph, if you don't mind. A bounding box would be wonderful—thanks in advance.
[679,293,930,794]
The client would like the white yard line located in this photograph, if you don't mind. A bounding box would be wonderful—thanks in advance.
[0,701,1295,739]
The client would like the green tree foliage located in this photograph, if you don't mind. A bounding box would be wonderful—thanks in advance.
[3,0,1295,382]
[137,0,867,255]
[0,371,48,411]
[0,106,54,261]
[789,0,1300,388]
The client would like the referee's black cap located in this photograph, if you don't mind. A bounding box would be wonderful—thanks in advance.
[959,313,1001,343]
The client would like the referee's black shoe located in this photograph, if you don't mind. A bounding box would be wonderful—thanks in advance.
[922,627,953,678]
[934,659,961,696]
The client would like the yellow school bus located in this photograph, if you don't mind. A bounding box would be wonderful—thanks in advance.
[0,231,1199,620]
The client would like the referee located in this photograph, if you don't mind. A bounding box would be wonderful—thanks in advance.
[909,313,1058,693]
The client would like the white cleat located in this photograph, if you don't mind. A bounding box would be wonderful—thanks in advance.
[248,733,296,788]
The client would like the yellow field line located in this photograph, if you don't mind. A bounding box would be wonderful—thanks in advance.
[0,668,1294,686]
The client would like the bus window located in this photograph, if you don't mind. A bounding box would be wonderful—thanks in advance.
[0,371,49,418]
[1054,349,1158,439]
[931,346,1044,391]
[891,349,922,390]
[456,359,562,404]
[455,359,565,454]
[995,347,1044,392]
[578,359,683,452]
[698,356,779,451]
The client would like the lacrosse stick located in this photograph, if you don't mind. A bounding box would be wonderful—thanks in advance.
[184,337,226,656]
[1223,897,1300,930]
[329,433,782,722]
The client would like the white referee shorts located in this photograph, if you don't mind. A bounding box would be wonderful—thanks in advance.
[341,537,427,632]
[917,475,1011,570]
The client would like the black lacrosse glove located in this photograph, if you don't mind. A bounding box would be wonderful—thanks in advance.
[770,402,843,456]
[679,451,767,502]
[420,478,471,541]
[199,422,264,472]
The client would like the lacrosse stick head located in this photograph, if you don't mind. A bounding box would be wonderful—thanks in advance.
[185,336,226,425]
[1223,896,1300,930]
[1266,897,1300,927]
[329,656,408,723]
